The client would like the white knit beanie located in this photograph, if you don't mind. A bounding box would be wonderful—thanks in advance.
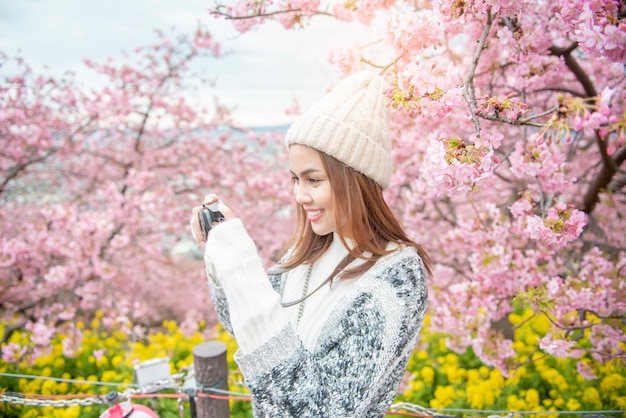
[285,71,392,189]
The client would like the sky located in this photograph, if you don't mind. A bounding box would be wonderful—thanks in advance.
[0,0,381,127]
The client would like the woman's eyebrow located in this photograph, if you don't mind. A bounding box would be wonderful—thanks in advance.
[290,168,323,176]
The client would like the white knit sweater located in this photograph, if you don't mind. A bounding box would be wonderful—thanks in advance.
[204,219,428,417]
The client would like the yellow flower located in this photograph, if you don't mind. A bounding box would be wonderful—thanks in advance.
[507,394,526,411]
[438,338,447,351]
[525,388,540,408]
[489,368,504,387]
[25,408,48,418]
[55,406,80,418]
[444,363,465,385]
[509,312,523,326]
[613,395,626,409]
[96,355,109,368]
[483,388,496,407]
[420,366,435,384]
[112,330,128,341]
[176,358,192,372]
[525,332,539,347]
[57,381,69,393]
[445,353,458,365]
[600,373,624,392]
[582,387,601,408]
[431,385,456,408]
[566,397,581,411]
[111,355,124,368]
[101,370,119,383]
[105,336,119,349]
[467,385,487,409]
[507,368,523,386]
[533,314,551,335]
[466,368,479,383]
[413,380,424,392]
[512,340,527,353]
[40,379,57,395]
[163,320,179,334]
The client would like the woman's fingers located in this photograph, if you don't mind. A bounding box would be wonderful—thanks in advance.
[216,202,235,220]
[190,205,205,245]
[202,194,219,205]
[191,194,237,245]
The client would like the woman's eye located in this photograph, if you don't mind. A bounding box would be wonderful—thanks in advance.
[309,178,320,184]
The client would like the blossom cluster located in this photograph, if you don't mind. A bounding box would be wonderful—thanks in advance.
[385,62,463,122]
[563,0,626,63]
[387,11,441,54]
[522,202,587,249]
[420,131,503,195]
[476,94,530,121]
[508,137,574,194]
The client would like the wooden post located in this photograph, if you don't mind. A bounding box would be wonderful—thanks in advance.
[193,341,230,418]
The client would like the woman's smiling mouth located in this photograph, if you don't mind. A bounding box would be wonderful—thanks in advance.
[306,209,324,221]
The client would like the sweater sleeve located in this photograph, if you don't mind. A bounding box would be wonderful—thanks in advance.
[203,219,289,354]
[205,268,234,336]
[234,250,429,417]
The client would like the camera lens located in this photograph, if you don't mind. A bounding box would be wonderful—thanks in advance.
[198,203,225,239]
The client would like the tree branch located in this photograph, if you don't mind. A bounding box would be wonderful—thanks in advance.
[211,7,330,20]
[583,146,626,212]
[477,112,545,128]
[461,9,494,136]
[549,43,597,98]
[549,43,626,214]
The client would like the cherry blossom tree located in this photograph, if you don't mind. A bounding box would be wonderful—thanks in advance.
[209,0,626,376]
[0,25,292,362]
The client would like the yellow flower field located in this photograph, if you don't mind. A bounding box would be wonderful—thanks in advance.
[1,309,624,417]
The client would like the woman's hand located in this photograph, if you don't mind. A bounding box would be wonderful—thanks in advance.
[190,194,236,245]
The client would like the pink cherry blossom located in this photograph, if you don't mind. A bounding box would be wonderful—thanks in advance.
[2,343,27,363]
[539,333,584,358]
[25,320,55,347]
[2,0,625,378]
[387,11,441,55]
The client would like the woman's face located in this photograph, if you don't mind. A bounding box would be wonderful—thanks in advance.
[288,144,336,236]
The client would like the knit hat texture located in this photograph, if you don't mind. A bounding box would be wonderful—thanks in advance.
[285,71,392,189]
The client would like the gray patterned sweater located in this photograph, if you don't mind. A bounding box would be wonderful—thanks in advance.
[204,219,428,417]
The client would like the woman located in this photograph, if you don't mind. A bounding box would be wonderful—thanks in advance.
[191,71,430,417]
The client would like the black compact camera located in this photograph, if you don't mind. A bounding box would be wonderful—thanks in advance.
[198,202,225,239]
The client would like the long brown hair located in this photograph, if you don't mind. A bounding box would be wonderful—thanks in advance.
[282,148,432,279]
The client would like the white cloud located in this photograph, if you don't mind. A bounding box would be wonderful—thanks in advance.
[0,0,384,126]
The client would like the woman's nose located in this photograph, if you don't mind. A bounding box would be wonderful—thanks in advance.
[294,184,312,205]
